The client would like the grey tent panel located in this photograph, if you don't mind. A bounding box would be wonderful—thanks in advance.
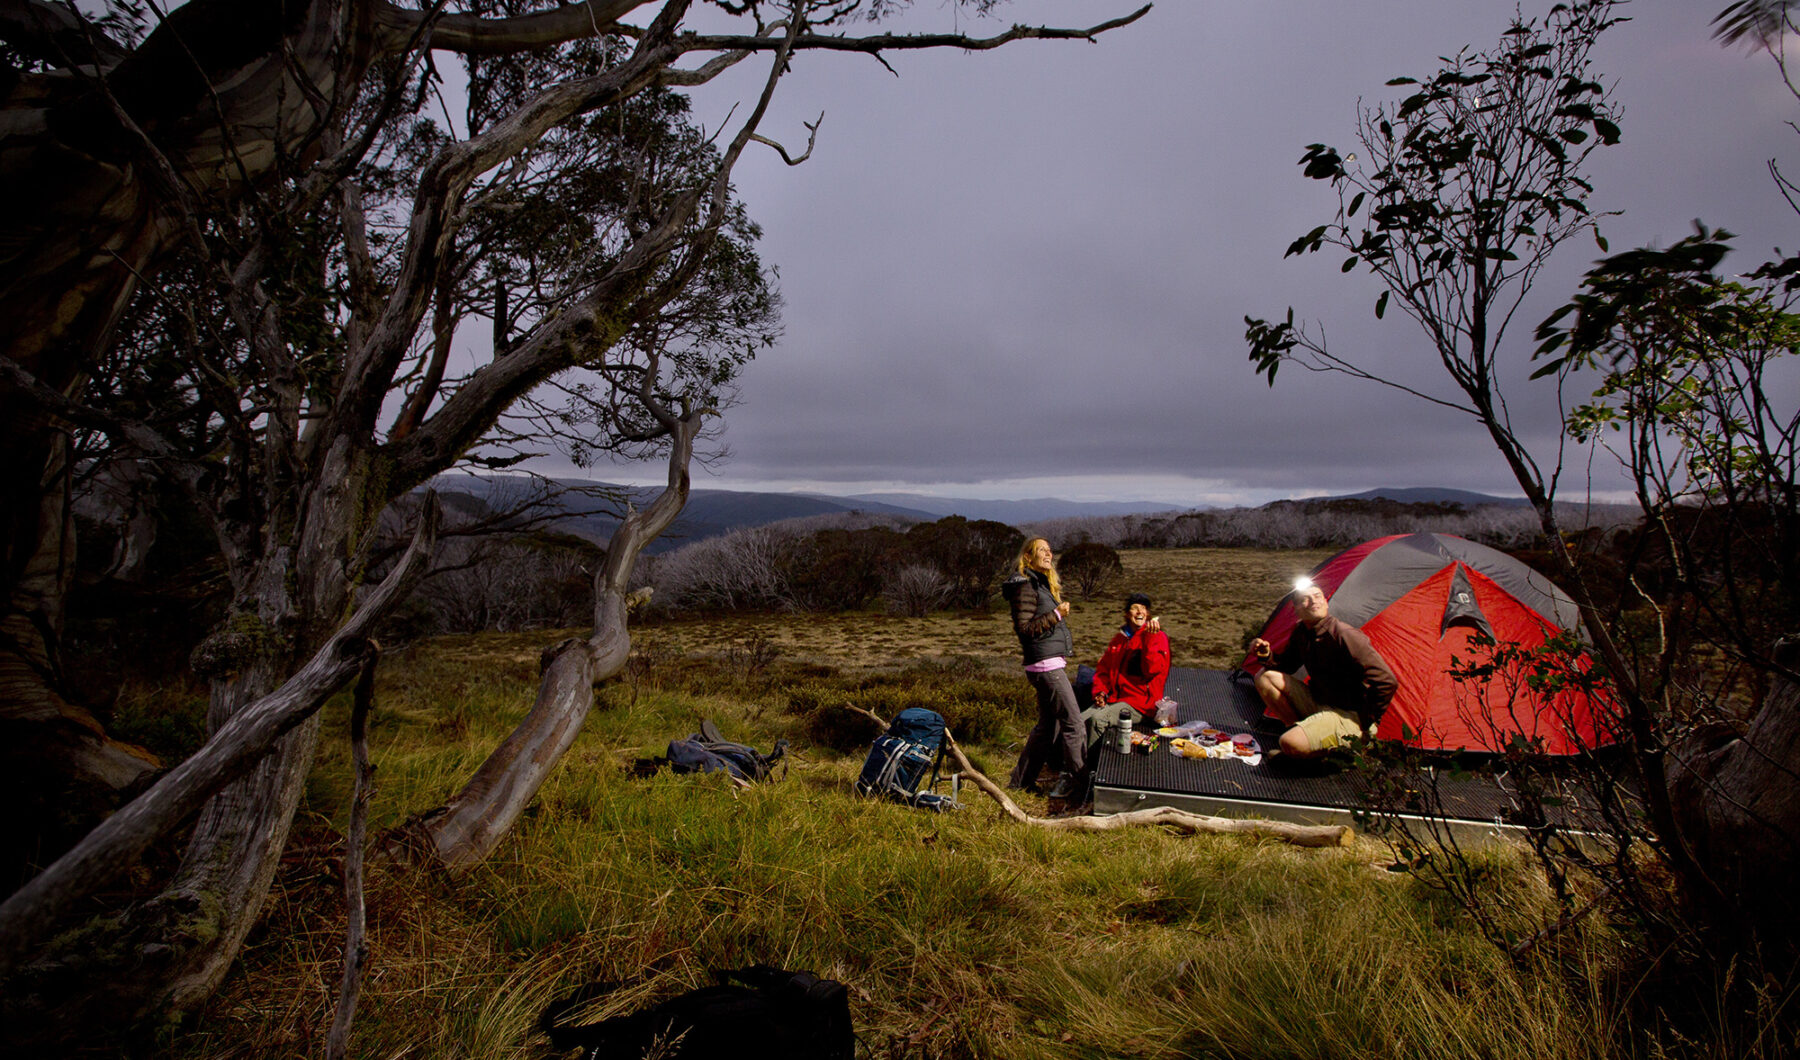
[1322,533,1584,635]
[1441,564,1492,638]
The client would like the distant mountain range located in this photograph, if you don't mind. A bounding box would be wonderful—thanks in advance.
[430,477,928,552]
[831,492,1172,524]
[1316,486,1530,508]
[428,476,1528,553]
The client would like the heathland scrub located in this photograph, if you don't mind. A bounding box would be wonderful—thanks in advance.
[622,547,1342,674]
[127,549,1628,1059]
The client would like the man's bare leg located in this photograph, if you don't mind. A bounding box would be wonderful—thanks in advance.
[1277,724,1318,757]
[1253,669,1300,725]
[1254,671,1325,757]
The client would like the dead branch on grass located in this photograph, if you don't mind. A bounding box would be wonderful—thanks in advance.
[842,705,1352,848]
[327,644,381,1060]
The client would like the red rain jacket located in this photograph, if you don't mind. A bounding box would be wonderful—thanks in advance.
[1091,626,1171,720]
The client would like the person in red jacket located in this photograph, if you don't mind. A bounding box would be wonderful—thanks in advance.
[1090,592,1171,723]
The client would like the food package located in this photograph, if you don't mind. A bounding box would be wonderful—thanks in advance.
[1169,735,1264,764]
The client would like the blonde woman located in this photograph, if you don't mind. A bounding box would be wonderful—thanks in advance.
[1003,537,1081,794]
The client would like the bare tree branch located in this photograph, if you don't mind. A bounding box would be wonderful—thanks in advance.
[0,354,193,470]
[677,5,1152,56]
[750,113,823,166]
[375,0,647,56]
[324,642,380,1060]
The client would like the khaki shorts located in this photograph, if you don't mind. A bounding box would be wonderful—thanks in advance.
[1285,680,1367,751]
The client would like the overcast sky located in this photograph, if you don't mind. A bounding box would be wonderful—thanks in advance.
[582,0,1794,507]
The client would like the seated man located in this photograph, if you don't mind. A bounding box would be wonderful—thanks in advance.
[1250,579,1397,758]
[1091,592,1171,724]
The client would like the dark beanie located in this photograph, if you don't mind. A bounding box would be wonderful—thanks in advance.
[1125,592,1153,611]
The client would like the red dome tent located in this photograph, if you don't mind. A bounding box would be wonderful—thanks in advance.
[1242,532,1617,755]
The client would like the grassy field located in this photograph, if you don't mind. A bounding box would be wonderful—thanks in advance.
[151,549,1662,1059]
[623,548,1338,673]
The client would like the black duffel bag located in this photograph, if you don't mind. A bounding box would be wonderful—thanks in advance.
[540,964,853,1060]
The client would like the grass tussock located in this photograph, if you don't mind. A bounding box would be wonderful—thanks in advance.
[152,612,1656,1060]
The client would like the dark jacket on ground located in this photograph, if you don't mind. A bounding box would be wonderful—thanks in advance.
[1003,570,1071,665]
[1268,614,1398,727]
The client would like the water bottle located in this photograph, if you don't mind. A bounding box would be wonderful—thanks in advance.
[1116,713,1133,754]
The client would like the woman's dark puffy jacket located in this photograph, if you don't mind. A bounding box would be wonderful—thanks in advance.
[1003,569,1071,665]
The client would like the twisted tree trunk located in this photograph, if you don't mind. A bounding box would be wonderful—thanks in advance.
[418,411,702,873]
[0,0,367,887]
[1667,637,1800,940]
[0,496,437,1042]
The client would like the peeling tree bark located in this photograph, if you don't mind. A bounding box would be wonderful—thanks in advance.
[130,435,385,1018]
[0,0,643,852]
[0,0,372,888]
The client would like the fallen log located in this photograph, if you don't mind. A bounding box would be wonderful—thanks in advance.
[843,705,1352,848]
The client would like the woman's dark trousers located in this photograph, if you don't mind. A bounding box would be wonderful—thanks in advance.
[1009,666,1084,789]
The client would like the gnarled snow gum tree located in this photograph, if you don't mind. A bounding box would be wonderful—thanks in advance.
[0,0,1149,1041]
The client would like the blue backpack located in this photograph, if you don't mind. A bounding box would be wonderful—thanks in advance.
[855,707,956,811]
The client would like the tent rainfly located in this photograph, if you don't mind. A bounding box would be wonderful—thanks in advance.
[1243,532,1618,755]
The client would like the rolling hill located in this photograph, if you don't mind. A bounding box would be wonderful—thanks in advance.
[427,476,1537,553]
[1319,486,1530,508]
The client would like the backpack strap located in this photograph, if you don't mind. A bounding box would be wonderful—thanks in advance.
[866,735,912,796]
[914,736,948,805]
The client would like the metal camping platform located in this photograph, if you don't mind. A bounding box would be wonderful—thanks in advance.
[1090,668,1608,847]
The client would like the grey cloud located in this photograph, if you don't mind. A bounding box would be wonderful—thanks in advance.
[641,1,1792,505]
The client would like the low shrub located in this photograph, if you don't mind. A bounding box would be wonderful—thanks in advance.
[650,515,1021,615]
[783,661,1025,750]
[881,563,953,617]
[898,654,994,680]
[794,691,888,751]
[1059,540,1125,599]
